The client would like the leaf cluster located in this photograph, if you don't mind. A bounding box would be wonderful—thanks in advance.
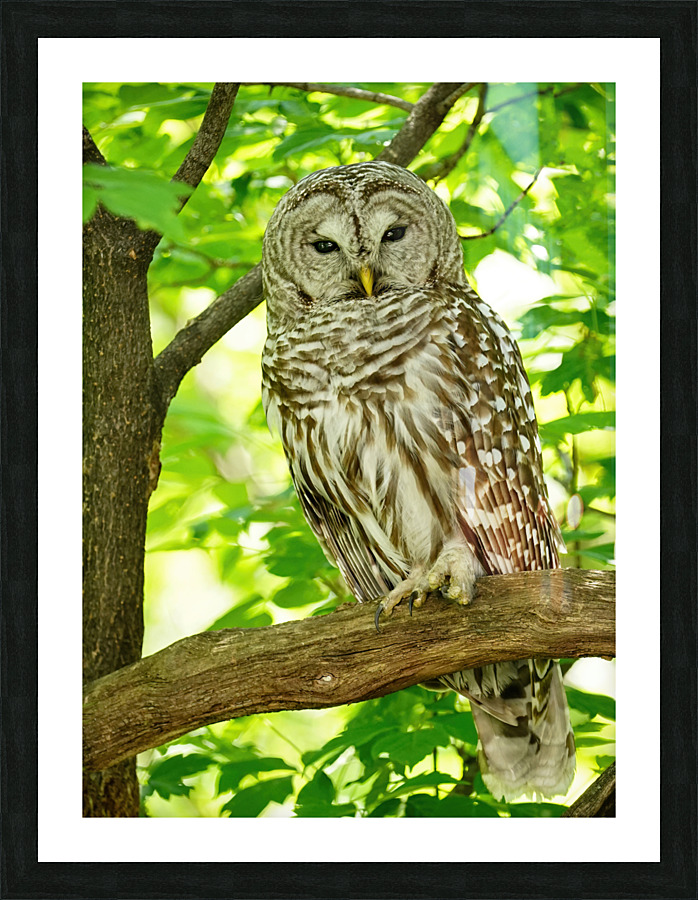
[83,81,616,818]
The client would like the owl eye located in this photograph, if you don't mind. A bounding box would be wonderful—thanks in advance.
[382,225,407,243]
[312,239,339,254]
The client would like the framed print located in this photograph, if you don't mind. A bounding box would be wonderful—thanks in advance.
[2,2,695,898]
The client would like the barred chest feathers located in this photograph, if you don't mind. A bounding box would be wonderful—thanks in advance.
[262,289,475,580]
[259,161,575,804]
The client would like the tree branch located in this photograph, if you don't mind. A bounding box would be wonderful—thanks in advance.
[244,82,414,113]
[376,82,474,166]
[153,263,263,408]
[460,168,542,240]
[83,569,615,772]
[153,82,473,411]
[420,83,488,183]
[562,762,616,817]
[171,82,239,208]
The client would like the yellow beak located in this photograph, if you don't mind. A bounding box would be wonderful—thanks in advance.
[359,266,374,297]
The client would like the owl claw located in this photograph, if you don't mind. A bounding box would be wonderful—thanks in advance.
[374,602,384,633]
[408,590,427,615]
[374,547,478,633]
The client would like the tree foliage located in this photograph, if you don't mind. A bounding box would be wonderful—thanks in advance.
[83,81,616,818]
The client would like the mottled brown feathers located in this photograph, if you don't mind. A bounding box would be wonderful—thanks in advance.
[261,161,574,802]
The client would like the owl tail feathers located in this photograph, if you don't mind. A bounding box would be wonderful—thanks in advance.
[469,662,576,804]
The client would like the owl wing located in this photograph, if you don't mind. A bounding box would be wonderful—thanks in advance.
[446,293,564,576]
[291,472,391,603]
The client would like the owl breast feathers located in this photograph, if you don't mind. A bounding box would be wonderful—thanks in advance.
[261,160,575,802]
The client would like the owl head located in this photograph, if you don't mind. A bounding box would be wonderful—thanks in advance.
[262,161,465,331]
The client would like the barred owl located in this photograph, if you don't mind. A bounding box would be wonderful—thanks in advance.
[261,161,575,802]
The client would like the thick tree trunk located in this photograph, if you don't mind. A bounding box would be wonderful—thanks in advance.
[82,207,163,816]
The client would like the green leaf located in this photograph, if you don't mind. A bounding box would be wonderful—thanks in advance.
[217,758,296,794]
[560,528,606,543]
[83,186,98,222]
[575,735,616,748]
[220,776,294,817]
[367,798,402,818]
[372,726,451,768]
[405,794,500,818]
[302,721,398,768]
[534,341,614,402]
[295,770,335,808]
[146,753,214,799]
[576,543,615,564]
[208,595,273,630]
[566,687,616,721]
[436,712,479,744]
[387,772,460,798]
[264,532,332,579]
[294,802,357,818]
[540,411,615,443]
[83,163,190,241]
[505,802,567,817]
[272,579,324,609]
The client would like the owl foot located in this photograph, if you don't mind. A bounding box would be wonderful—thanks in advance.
[374,545,478,631]
[374,567,427,632]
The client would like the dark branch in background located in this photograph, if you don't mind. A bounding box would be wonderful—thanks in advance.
[243,82,414,112]
[154,264,263,408]
[153,82,473,410]
[83,568,615,771]
[421,83,488,183]
[460,168,542,240]
[562,762,616,817]
[82,125,107,166]
[377,82,473,167]
[171,82,240,208]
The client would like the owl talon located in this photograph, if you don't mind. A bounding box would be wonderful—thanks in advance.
[374,602,384,633]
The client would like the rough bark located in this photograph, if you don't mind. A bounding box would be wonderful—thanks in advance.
[376,82,473,165]
[562,762,616,817]
[82,207,163,815]
[83,568,615,772]
[82,83,239,817]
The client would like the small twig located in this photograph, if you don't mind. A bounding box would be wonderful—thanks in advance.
[243,82,414,113]
[460,168,542,240]
[172,82,239,209]
[154,264,263,410]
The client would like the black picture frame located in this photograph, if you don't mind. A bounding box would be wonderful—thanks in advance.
[2,2,695,898]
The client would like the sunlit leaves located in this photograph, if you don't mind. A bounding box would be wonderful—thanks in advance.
[83,163,190,240]
[220,775,295,817]
[143,753,214,799]
[567,687,616,722]
[84,81,617,818]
